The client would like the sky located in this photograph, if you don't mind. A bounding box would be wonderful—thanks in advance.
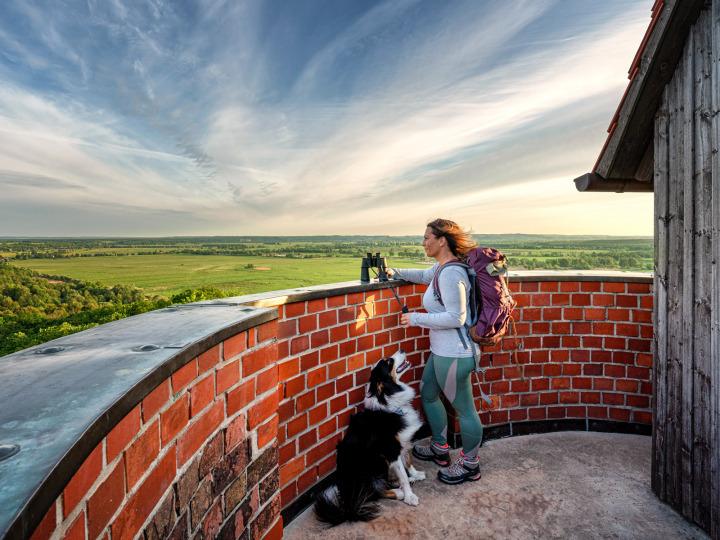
[0,0,655,237]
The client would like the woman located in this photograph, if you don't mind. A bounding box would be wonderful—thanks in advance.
[389,218,483,485]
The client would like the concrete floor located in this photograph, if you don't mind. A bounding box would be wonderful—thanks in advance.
[284,431,708,540]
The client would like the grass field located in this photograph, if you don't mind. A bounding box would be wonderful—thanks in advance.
[10,255,425,297]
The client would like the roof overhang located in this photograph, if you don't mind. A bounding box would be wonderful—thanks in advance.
[574,0,706,192]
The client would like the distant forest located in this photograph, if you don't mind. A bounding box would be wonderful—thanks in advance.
[0,235,653,271]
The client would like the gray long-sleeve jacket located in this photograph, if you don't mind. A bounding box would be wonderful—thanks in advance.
[393,263,477,358]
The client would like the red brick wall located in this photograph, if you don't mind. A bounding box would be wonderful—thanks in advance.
[273,279,653,511]
[28,277,653,539]
[472,280,653,428]
[30,321,283,540]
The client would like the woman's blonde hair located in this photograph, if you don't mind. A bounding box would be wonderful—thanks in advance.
[426,218,477,258]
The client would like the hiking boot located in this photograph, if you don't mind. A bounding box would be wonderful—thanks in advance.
[437,455,482,485]
[412,441,450,467]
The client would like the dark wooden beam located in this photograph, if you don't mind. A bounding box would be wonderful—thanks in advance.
[573,172,653,193]
[596,0,706,180]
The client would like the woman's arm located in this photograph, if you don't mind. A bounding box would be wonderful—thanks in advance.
[390,264,437,285]
[410,267,468,329]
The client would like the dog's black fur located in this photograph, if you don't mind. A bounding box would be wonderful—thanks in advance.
[314,351,423,525]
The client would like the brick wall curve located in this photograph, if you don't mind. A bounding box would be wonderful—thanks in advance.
[5,272,653,539]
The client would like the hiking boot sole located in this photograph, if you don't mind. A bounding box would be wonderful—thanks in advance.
[437,469,482,485]
[412,447,450,467]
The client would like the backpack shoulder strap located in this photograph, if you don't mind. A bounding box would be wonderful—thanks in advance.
[431,261,470,305]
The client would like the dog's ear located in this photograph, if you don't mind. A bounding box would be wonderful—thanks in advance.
[367,366,388,405]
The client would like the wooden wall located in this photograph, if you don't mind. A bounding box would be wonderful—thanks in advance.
[653,4,719,537]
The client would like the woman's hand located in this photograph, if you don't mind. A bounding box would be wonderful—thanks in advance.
[400,313,412,327]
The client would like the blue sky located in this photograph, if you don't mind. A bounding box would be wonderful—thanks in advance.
[0,0,654,236]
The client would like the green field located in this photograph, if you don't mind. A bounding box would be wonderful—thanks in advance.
[10,255,424,297]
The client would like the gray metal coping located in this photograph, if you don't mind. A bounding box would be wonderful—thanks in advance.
[0,271,652,539]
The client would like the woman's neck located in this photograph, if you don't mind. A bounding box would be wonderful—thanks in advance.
[435,251,458,265]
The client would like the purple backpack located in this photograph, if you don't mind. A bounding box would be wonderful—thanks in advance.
[432,247,517,347]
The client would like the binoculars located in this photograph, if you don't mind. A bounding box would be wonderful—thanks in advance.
[360,252,389,283]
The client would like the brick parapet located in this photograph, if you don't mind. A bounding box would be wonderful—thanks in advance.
[19,273,654,539]
[28,322,284,540]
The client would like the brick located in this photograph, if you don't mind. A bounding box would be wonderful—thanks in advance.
[278,358,300,381]
[581,282,601,292]
[308,298,326,313]
[581,391,601,404]
[257,321,278,343]
[308,403,328,425]
[330,325,348,342]
[243,343,278,377]
[317,381,335,402]
[172,360,198,393]
[633,411,652,424]
[161,394,189,446]
[318,310,338,327]
[284,375,306,399]
[30,505,56,540]
[296,390,316,413]
[602,392,625,406]
[107,406,141,463]
[588,406,608,419]
[216,360,240,394]
[111,447,176,540]
[64,511,86,540]
[177,400,225,466]
[228,379,255,413]
[299,429,318,452]
[88,462,125,539]
[319,344,339,363]
[249,391,280,430]
[627,395,650,408]
[256,366,280,395]
[609,408,631,421]
[191,374,215,416]
[198,345,221,373]
[199,432,224,478]
[521,282,539,292]
[328,359,347,379]
[126,420,160,488]
[550,377,571,390]
[225,413,247,451]
[140,496,175,540]
[63,445,103,517]
[224,332,248,359]
[584,308,606,321]
[280,455,304,486]
[143,381,170,422]
[559,281,581,292]
[290,336,310,355]
[592,294,615,307]
[299,314,318,333]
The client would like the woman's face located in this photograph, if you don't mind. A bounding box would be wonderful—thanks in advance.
[422,227,444,258]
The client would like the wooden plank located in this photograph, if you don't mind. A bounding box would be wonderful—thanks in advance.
[680,24,696,520]
[652,87,670,502]
[691,8,713,531]
[665,52,684,510]
[710,1,720,537]
[597,0,706,180]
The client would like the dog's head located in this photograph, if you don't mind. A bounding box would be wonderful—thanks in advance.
[367,349,410,405]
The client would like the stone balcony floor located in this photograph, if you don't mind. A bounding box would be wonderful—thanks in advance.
[285,431,708,539]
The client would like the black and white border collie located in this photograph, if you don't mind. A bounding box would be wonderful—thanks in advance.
[314,349,425,526]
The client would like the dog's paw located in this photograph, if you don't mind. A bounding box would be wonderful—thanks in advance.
[409,470,426,482]
[392,488,404,500]
[403,491,419,506]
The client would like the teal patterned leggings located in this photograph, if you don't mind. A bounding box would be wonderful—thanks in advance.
[420,353,483,456]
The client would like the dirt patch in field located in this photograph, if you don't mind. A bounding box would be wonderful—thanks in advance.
[254,266,272,271]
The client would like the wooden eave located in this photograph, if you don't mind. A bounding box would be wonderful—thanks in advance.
[575,0,705,192]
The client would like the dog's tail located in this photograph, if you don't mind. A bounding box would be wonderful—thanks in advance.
[314,483,379,526]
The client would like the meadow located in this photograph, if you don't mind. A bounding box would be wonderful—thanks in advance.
[9,254,424,297]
